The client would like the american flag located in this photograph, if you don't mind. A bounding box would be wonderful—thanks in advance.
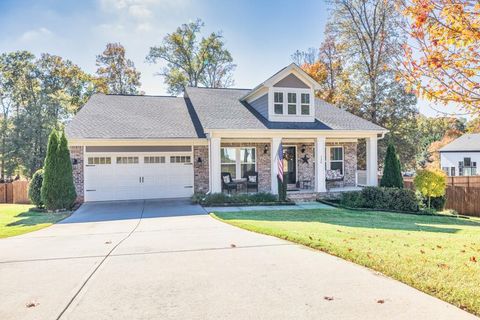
[277,144,284,182]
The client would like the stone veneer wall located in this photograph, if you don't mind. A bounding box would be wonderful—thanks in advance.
[193,145,209,193]
[69,146,84,203]
[326,142,357,188]
[220,142,271,192]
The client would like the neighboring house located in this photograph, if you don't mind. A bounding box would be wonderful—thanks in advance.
[440,133,480,176]
[66,64,387,202]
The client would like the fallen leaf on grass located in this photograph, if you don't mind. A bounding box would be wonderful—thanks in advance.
[461,250,466,253]
[324,296,334,301]
[337,229,342,233]
[470,256,477,263]
[377,299,385,304]
[436,245,442,249]
[437,263,449,269]
[309,236,313,240]
[420,250,425,254]
[26,301,39,308]
[347,248,353,252]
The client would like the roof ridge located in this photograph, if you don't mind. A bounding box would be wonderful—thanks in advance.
[104,93,179,98]
[186,86,251,91]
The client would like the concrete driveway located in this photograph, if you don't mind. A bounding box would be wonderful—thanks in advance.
[0,199,477,320]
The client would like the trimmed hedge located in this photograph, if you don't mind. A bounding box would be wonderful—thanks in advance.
[340,186,420,213]
[192,192,279,206]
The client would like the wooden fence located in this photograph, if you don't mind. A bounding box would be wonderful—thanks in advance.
[403,176,480,217]
[0,180,30,204]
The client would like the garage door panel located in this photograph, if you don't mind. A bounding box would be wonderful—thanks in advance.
[84,152,194,202]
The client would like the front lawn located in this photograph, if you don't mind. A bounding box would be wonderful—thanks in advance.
[212,208,480,316]
[0,204,70,238]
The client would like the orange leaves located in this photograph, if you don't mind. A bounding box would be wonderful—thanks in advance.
[470,256,477,263]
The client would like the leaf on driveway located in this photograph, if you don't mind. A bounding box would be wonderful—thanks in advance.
[324,296,334,301]
[377,299,385,304]
[25,301,39,308]
[230,244,236,248]
[105,240,112,244]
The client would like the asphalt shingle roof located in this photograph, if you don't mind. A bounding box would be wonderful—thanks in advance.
[67,88,386,140]
[66,94,201,139]
[185,87,386,131]
[439,134,480,152]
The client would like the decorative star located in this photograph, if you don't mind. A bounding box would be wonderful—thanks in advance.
[301,155,310,164]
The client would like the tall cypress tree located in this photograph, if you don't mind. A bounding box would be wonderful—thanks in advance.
[380,143,404,188]
[41,129,60,210]
[57,132,76,209]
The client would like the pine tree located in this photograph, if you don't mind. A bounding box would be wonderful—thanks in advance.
[41,129,60,210]
[380,143,404,188]
[57,132,76,209]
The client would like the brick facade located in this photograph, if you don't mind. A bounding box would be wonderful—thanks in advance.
[193,145,209,193]
[220,143,271,192]
[69,146,84,203]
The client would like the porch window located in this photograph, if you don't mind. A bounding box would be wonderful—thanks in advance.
[328,146,344,175]
[221,147,256,179]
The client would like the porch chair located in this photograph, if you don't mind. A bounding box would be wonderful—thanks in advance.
[221,172,237,194]
[243,171,259,193]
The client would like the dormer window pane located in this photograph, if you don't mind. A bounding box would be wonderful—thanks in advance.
[288,93,296,115]
[301,93,310,115]
[274,92,283,114]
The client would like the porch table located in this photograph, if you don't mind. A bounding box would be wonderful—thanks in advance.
[233,178,247,192]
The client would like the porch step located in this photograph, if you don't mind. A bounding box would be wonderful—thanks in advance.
[287,192,318,202]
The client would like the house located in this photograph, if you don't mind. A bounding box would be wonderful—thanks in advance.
[440,133,480,176]
[66,64,387,202]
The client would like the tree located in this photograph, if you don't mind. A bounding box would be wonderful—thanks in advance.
[414,169,446,209]
[466,116,480,133]
[146,19,236,95]
[380,143,403,188]
[41,129,59,210]
[400,0,480,113]
[56,132,76,209]
[96,43,141,95]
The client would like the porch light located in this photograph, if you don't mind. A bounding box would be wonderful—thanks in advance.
[301,144,306,153]
[71,158,78,165]
[197,157,202,164]
[263,144,269,154]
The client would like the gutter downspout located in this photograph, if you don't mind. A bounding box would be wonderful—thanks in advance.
[206,133,212,194]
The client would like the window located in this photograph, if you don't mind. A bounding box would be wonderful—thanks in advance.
[116,156,139,164]
[287,93,297,115]
[451,167,455,176]
[328,147,344,175]
[170,156,191,163]
[87,157,111,165]
[221,147,256,179]
[460,158,477,176]
[144,156,165,164]
[301,93,310,115]
[274,92,283,115]
[442,167,449,176]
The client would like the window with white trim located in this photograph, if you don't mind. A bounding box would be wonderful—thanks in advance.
[301,93,310,115]
[221,147,256,179]
[87,157,111,165]
[328,146,344,175]
[274,92,283,114]
[287,93,297,115]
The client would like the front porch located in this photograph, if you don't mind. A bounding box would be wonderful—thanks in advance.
[206,133,380,197]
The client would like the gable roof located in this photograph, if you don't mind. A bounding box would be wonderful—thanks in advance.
[185,86,386,131]
[66,94,202,140]
[439,134,480,152]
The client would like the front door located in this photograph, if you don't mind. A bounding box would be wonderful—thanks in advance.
[283,146,296,185]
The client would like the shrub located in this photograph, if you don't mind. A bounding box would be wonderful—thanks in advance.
[424,195,446,211]
[340,186,419,212]
[380,143,403,188]
[414,169,446,209]
[41,129,60,210]
[194,192,278,206]
[56,132,76,209]
[28,169,44,208]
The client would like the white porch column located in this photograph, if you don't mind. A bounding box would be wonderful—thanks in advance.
[210,137,222,193]
[366,135,378,186]
[271,137,282,194]
[315,136,327,192]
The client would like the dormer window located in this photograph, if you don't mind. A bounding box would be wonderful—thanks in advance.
[301,93,310,115]
[274,92,283,114]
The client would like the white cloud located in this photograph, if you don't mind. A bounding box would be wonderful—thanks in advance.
[20,27,52,42]
[128,4,152,18]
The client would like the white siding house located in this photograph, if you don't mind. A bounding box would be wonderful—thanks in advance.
[440,134,480,176]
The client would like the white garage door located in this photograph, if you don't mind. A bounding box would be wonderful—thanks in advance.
[84,152,194,202]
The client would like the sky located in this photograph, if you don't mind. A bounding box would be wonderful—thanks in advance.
[0,0,469,118]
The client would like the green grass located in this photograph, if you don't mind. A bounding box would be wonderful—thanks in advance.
[0,204,70,238]
[212,208,480,316]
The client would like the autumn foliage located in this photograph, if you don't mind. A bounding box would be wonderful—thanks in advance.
[401,0,480,112]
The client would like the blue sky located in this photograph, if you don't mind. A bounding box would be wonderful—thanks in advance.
[0,0,466,118]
